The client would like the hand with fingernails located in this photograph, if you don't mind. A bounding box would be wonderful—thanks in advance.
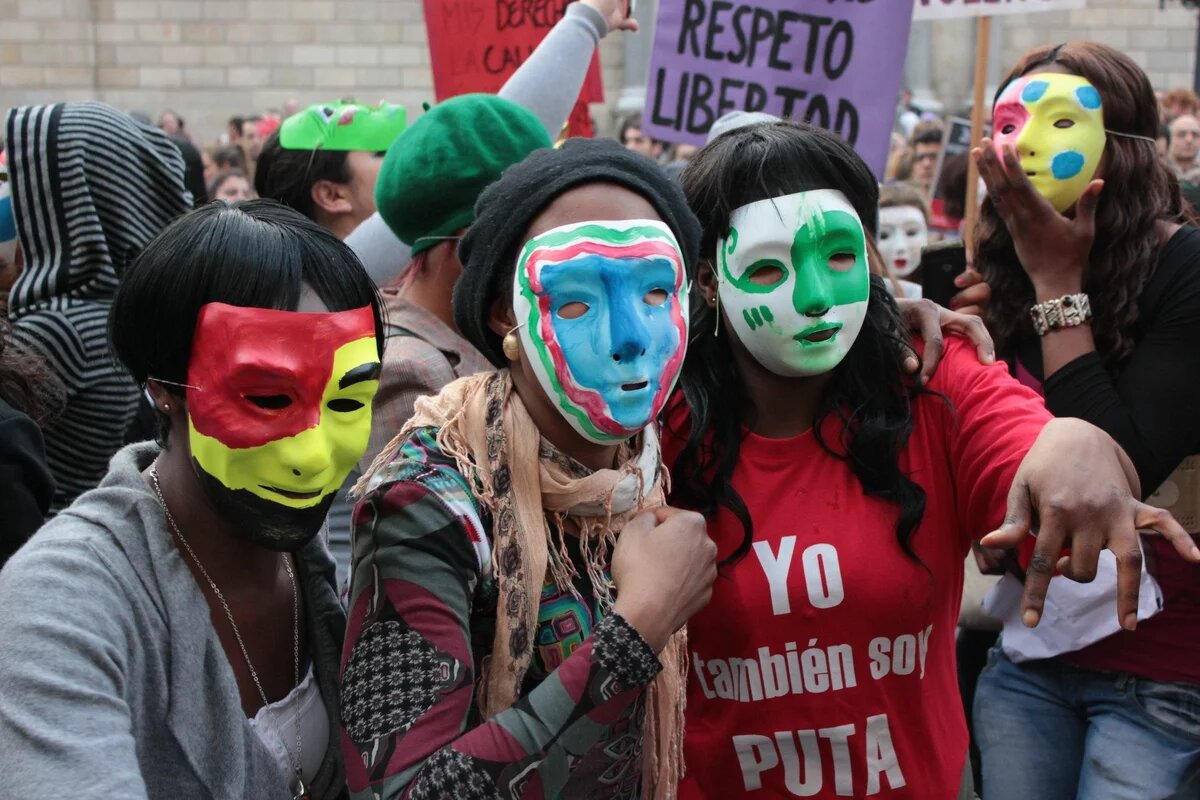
[581,0,640,32]
[973,137,1102,300]
[980,417,1199,632]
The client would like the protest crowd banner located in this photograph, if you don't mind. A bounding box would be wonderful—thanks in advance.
[640,0,915,177]
[422,0,603,134]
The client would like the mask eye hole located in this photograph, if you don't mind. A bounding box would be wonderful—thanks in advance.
[1000,123,1017,135]
[328,398,365,413]
[246,394,291,410]
[828,253,857,272]
[643,289,669,306]
[556,301,589,320]
[747,263,785,287]
[879,229,892,241]
[1054,119,1075,129]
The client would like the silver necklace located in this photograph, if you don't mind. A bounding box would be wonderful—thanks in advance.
[150,465,309,800]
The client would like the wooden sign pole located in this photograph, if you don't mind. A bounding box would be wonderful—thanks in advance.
[963,15,991,252]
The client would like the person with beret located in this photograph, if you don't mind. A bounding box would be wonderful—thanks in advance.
[340,138,716,799]
[346,0,639,286]
[325,0,640,565]
[362,94,551,477]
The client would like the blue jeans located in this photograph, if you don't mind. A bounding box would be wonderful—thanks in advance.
[973,645,1200,800]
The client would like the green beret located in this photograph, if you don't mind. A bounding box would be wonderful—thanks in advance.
[374,94,552,256]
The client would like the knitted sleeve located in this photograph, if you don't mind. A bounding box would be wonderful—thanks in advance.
[339,442,661,800]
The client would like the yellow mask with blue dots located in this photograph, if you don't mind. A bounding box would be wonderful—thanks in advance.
[992,73,1106,212]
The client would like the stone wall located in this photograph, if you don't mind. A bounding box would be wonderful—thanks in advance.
[1001,0,1197,91]
[0,0,1195,145]
[0,0,626,144]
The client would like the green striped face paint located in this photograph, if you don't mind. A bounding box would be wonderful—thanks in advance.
[716,189,869,377]
[512,219,688,444]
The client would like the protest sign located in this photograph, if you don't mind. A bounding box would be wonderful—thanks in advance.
[642,1,914,177]
[422,0,603,134]
[914,0,1085,20]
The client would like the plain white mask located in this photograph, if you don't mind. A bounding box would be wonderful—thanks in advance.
[877,205,928,278]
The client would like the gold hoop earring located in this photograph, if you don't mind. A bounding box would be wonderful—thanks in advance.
[502,329,521,362]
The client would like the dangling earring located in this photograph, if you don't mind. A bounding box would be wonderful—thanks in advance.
[502,327,521,362]
[712,292,721,338]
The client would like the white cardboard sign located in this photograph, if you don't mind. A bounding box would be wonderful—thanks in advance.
[913,0,1085,20]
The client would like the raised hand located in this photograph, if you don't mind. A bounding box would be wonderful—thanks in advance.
[580,0,640,33]
[981,418,1200,631]
[973,137,1101,297]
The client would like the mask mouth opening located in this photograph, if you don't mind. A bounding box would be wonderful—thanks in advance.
[794,323,841,344]
[260,485,323,501]
[621,380,650,392]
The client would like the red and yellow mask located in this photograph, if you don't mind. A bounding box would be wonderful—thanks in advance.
[184,303,380,548]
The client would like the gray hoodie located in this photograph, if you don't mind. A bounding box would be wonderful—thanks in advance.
[0,442,348,799]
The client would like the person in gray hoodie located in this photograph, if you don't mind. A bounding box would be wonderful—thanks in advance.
[0,200,384,800]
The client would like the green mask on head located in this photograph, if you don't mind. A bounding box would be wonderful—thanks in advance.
[279,102,407,152]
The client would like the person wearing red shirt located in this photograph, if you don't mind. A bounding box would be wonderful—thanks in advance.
[664,120,1197,799]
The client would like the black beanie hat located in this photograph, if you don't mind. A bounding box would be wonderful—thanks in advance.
[455,137,702,367]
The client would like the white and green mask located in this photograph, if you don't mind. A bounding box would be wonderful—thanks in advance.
[717,189,870,377]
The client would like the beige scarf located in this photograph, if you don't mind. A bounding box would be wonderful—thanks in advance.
[361,369,686,799]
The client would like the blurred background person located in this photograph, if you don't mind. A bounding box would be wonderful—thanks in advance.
[1168,113,1200,180]
[208,169,254,203]
[619,111,665,161]
[911,118,946,198]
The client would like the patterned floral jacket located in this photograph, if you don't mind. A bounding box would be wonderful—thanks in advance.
[339,427,662,799]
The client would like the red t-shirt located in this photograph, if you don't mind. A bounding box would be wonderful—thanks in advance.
[665,338,1051,799]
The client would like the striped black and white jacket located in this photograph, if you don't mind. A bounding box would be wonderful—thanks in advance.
[5,102,192,510]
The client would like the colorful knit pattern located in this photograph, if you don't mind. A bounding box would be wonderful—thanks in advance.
[340,427,662,799]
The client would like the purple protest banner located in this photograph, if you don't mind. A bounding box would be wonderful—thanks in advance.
[642,0,915,177]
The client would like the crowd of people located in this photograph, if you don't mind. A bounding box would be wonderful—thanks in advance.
[0,3,1198,798]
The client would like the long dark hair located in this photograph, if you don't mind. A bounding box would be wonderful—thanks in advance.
[674,121,927,567]
[976,42,1190,368]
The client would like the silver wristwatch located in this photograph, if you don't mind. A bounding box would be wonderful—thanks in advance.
[1030,293,1091,336]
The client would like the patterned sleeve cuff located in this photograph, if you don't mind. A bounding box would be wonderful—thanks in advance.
[592,612,662,689]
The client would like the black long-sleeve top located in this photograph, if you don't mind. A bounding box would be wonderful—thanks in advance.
[1016,225,1200,497]
[1012,224,1200,684]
